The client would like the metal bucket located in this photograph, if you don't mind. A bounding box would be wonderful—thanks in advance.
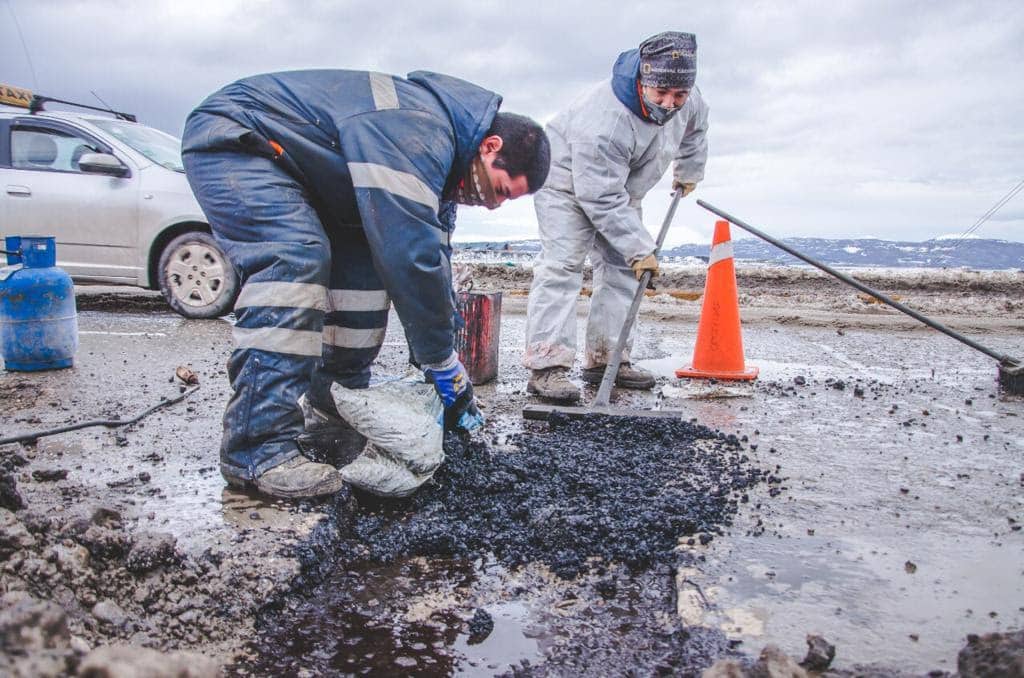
[454,291,501,385]
[0,236,78,371]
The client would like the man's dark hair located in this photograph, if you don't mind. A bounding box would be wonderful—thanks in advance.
[487,112,550,193]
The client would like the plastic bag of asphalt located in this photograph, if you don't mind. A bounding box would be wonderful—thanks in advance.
[330,372,444,498]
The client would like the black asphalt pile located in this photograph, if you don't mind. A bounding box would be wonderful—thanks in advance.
[237,415,772,676]
[341,413,776,578]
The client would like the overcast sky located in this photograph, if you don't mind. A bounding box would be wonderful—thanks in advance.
[3,0,1022,246]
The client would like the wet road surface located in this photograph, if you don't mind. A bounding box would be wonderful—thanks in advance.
[1,286,1021,674]
[639,321,1023,673]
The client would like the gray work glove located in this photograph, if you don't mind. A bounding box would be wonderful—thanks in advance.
[630,253,659,281]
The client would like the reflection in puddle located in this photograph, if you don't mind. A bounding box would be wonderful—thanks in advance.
[237,557,544,676]
[452,601,541,676]
[219,488,324,535]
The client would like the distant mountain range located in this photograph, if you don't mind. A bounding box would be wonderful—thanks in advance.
[456,237,1024,270]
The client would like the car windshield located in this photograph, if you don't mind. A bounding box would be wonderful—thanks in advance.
[91,119,184,172]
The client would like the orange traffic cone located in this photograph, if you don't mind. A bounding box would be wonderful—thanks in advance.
[676,220,758,381]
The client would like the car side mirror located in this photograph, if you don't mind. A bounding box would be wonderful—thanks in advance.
[78,152,129,177]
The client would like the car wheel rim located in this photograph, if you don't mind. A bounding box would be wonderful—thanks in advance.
[164,241,227,308]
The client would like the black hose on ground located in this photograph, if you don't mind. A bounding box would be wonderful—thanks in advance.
[0,385,201,445]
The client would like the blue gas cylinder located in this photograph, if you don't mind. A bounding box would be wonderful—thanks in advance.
[0,236,78,371]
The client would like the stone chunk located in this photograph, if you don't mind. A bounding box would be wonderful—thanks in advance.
[49,542,91,577]
[749,645,808,678]
[958,630,1024,677]
[466,607,494,645]
[90,505,123,527]
[78,525,131,561]
[800,634,835,672]
[31,468,68,482]
[77,644,222,678]
[0,471,24,511]
[0,591,70,651]
[125,532,178,573]
[0,507,36,558]
[91,600,127,628]
[704,645,810,678]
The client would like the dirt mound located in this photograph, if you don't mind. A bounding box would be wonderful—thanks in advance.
[0,449,282,675]
[459,263,1024,320]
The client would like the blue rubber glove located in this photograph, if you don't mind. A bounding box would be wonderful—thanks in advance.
[423,354,485,433]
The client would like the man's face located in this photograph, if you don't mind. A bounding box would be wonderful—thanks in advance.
[641,85,690,110]
[479,135,530,209]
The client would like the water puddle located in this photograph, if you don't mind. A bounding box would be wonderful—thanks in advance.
[452,602,541,675]
[237,558,545,675]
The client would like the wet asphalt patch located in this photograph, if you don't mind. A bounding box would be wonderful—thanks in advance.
[238,414,776,674]
[349,414,773,578]
[74,292,172,313]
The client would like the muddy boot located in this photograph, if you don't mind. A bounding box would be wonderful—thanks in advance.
[296,394,367,467]
[527,368,581,403]
[255,456,345,499]
[581,362,656,390]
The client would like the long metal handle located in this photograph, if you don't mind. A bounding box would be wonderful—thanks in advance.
[696,199,1020,367]
[593,189,684,407]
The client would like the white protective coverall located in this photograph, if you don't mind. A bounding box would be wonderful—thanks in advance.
[524,73,709,371]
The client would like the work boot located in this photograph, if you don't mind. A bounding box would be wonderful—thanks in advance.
[255,456,345,499]
[296,394,367,467]
[527,367,581,403]
[581,362,656,390]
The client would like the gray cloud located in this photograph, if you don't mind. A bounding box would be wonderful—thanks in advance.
[3,0,1021,243]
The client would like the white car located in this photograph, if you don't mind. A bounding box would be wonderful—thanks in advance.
[0,100,238,318]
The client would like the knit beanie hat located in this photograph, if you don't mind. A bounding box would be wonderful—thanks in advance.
[639,31,697,89]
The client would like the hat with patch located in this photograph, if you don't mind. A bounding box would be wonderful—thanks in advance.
[639,31,697,89]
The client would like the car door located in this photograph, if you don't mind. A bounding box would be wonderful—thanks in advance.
[2,118,139,281]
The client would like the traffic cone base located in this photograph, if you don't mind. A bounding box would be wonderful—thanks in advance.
[675,364,759,381]
[676,219,758,381]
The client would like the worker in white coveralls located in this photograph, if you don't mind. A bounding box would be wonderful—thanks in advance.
[524,31,709,402]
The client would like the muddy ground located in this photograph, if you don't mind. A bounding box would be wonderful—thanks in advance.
[1,265,1022,676]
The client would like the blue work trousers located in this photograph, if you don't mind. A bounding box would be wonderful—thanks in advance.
[182,150,389,484]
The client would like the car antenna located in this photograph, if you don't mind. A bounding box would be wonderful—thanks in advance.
[91,90,115,111]
[90,89,140,125]
[6,0,39,90]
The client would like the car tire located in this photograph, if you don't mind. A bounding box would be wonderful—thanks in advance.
[157,231,239,319]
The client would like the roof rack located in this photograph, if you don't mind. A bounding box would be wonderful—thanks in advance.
[29,95,137,122]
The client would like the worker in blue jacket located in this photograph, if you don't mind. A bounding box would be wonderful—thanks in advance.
[181,69,550,499]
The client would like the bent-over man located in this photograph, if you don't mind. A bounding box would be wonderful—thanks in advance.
[183,69,550,498]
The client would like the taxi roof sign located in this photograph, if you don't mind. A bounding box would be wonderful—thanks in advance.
[1,84,33,109]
